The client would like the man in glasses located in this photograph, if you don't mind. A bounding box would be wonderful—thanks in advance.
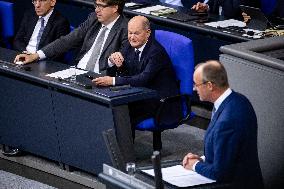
[182,60,264,189]
[13,0,70,61]
[14,0,128,74]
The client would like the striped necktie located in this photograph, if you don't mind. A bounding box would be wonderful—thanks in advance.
[36,17,45,50]
[85,26,108,72]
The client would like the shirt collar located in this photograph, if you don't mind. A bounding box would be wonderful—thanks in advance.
[214,88,232,111]
[135,40,148,54]
[39,8,54,23]
[102,15,120,30]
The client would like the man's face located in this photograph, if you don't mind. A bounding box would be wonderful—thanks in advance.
[128,21,150,49]
[33,0,56,16]
[95,0,118,25]
[193,68,210,101]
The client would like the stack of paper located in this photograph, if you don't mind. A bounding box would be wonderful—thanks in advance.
[133,5,176,15]
[142,165,216,187]
[205,19,246,28]
[46,68,87,79]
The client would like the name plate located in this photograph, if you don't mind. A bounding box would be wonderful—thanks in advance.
[103,164,155,189]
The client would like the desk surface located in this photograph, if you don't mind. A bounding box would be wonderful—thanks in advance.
[58,0,251,42]
[0,47,156,106]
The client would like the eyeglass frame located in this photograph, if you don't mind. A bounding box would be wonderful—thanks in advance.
[32,0,48,4]
[193,81,210,89]
[94,2,111,10]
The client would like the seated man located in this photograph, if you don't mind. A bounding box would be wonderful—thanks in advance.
[13,0,70,61]
[94,16,181,136]
[182,60,264,189]
[14,0,128,74]
[192,0,260,19]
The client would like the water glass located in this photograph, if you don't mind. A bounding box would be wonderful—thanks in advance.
[126,162,136,176]
[70,65,77,81]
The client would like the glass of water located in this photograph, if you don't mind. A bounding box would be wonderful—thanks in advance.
[70,65,77,81]
[126,162,136,176]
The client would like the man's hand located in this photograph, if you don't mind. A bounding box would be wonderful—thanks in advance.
[191,2,209,12]
[93,76,113,86]
[14,53,39,65]
[182,153,202,170]
[242,12,251,23]
[109,52,124,68]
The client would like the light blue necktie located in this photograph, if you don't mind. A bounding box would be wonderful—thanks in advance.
[211,106,216,120]
[36,17,45,50]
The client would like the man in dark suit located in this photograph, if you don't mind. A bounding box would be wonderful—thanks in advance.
[14,0,128,74]
[182,60,264,189]
[94,15,180,128]
[192,0,260,18]
[13,0,70,61]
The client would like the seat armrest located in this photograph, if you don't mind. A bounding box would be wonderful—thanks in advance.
[155,94,191,127]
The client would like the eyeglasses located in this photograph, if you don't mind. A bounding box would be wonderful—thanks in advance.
[32,0,48,4]
[193,81,209,89]
[94,3,110,10]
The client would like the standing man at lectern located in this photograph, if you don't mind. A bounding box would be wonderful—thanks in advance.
[93,16,180,137]
[14,0,128,74]
[182,60,264,189]
[191,0,260,19]
[13,0,70,62]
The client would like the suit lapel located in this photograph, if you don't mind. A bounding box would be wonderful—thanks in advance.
[137,38,152,72]
[27,13,38,42]
[205,91,235,138]
[100,17,122,56]
[39,11,56,47]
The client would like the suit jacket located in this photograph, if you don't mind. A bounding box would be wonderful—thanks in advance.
[13,9,70,61]
[42,13,128,71]
[108,36,181,125]
[195,91,264,189]
[207,0,261,18]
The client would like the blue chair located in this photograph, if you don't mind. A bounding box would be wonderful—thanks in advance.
[135,30,195,150]
[261,0,277,15]
[0,1,14,48]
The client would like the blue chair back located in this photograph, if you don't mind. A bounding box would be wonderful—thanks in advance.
[261,0,277,14]
[0,1,14,48]
[155,30,194,117]
[135,30,194,150]
[0,1,14,37]
[136,31,194,131]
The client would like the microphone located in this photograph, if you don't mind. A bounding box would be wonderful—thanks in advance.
[151,151,164,189]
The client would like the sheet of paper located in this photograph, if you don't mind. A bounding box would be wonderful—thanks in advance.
[142,165,215,187]
[205,19,246,28]
[46,68,88,79]
[133,5,174,15]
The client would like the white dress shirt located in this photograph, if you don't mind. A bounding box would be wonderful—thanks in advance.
[162,0,183,6]
[26,9,54,53]
[76,16,120,73]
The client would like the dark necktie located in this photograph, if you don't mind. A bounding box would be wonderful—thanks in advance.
[85,26,108,72]
[36,17,45,50]
[134,49,140,64]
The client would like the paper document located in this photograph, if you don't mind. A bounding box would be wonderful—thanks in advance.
[205,19,246,28]
[133,5,176,15]
[142,165,215,187]
[46,68,88,79]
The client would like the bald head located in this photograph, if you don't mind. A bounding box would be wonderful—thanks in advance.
[128,16,151,48]
[195,60,229,89]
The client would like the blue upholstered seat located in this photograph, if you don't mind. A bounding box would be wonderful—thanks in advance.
[261,0,276,14]
[0,1,14,48]
[135,30,194,150]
